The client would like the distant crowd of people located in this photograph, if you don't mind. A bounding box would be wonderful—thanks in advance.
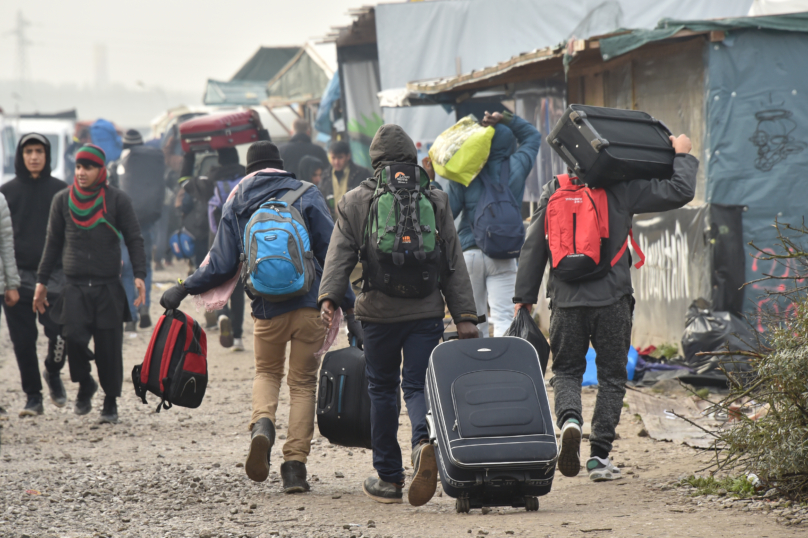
[0,110,697,507]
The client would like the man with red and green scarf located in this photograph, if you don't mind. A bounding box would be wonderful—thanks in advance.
[35,144,147,424]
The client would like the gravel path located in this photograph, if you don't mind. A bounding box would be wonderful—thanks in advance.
[0,266,803,537]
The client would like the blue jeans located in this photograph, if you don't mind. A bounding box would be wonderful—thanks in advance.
[121,223,154,320]
[362,318,444,484]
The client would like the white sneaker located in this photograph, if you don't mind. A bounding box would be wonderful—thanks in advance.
[587,456,623,481]
[557,419,582,477]
[231,338,244,351]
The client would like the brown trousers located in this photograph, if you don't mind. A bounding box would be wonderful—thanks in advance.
[251,307,325,463]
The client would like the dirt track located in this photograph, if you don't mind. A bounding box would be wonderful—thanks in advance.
[0,266,804,538]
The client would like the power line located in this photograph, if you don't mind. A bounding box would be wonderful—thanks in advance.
[2,10,32,91]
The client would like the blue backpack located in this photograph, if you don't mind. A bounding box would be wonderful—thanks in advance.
[472,161,525,258]
[242,182,316,302]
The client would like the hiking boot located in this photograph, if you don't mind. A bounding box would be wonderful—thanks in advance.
[138,305,152,329]
[363,476,403,504]
[558,419,582,477]
[204,311,218,329]
[408,440,438,506]
[43,370,67,408]
[19,394,44,417]
[218,315,233,348]
[74,377,98,416]
[99,396,119,424]
[245,418,275,482]
[232,338,244,352]
[587,456,622,482]
[124,321,137,333]
[281,461,310,493]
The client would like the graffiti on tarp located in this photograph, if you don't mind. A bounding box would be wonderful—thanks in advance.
[749,247,802,332]
[634,220,690,301]
[749,106,805,172]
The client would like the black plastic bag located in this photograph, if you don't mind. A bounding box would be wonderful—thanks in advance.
[504,308,550,374]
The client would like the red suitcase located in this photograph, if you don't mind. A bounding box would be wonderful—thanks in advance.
[180,110,264,152]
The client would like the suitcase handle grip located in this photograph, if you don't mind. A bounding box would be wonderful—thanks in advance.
[552,139,584,173]
[318,371,335,413]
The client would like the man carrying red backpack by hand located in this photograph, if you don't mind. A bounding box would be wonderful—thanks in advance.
[513,134,697,483]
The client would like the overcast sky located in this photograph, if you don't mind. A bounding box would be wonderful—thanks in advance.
[0,0,364,93]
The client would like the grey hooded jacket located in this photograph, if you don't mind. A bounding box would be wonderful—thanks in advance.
[513,153,699,308]
[318,124,478,325]
[0,192,21,293]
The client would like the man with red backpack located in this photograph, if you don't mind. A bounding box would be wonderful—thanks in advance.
[513,134,697,482]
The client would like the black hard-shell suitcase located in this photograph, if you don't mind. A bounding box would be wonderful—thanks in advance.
[548,104,674,188]
[425,337,557,513]
[316,345,373,449]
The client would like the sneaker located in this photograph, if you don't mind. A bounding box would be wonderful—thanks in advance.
[43,370,67,408]
[19,394,44,417]
[138,305,152,329]
[218,315,234,348]
[231,338,244,352]
[245,418,275,482]
[99,396,119,424]
[204,311,218,330]
[281,461,311,493]
[124,321,137,333]
[587,456,622,482]
[408,441,438,506]
[363,476,403,504]
[558,419,582,477]
[74,377,98,416]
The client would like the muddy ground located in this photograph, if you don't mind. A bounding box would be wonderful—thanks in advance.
[0,265,804,538]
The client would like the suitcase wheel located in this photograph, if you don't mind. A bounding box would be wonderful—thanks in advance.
[455,497,471,514]
[525,496,539,512]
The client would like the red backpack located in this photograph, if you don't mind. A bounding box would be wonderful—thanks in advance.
[545,174,645,282]
[132,310,208,412]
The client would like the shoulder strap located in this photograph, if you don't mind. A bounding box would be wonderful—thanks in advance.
[280,181,315,206]
[611,229,646,269]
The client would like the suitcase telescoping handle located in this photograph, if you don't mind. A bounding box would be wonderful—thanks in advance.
[317,370,347,415]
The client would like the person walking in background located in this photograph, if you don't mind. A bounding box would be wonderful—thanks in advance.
[446,110,541,338]
[279,118,328,178]
[0,134,68,416]
[297,156,324,187]
[0,190,21,345]
[207,149,247,350]
[513,134,697,482]
[318,124,479,506]
[35,144,147,424]
[159,141,356,494]
[111,129,166,332]
[319,140,371,219]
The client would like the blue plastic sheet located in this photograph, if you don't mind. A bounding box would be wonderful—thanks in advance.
[582,346,638,386]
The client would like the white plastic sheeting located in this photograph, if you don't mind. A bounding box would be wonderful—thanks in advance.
[749,0,808,15]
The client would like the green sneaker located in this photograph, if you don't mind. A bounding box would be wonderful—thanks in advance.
[557,419,582,477]
[587,456,622,482]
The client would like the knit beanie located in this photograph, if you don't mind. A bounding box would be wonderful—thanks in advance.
[217,147,240,166]
[246,141,283,175]
[122,129,143,148]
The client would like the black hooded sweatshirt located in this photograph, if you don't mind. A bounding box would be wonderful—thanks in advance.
[0,134,67,272]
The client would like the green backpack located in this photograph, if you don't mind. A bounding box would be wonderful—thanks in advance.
[360,163,442,298]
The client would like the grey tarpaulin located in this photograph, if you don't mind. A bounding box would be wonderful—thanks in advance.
[705,29,808,326]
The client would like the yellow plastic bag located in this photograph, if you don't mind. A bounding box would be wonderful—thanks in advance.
[429,116,495,187]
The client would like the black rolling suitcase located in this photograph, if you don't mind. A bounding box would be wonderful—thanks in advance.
[548,104,674,188]
[316,345,372,449]
[425,337,557,513]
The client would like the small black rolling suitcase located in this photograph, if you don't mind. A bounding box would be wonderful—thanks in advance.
[316,345,372,449]
[425,337,557,513]
[548,104,674,188]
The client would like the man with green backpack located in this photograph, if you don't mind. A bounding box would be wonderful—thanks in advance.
[318,124,479,506]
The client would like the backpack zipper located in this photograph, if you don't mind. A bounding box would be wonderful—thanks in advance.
[572,213,577,254]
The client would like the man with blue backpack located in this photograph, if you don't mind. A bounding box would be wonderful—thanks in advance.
[159,141,356,494]
[446,111,541,337]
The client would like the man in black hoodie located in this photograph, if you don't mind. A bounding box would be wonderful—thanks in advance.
[0,134,68,417]
[279,118,328,178]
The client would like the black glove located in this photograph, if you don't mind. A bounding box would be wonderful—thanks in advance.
[180,151,195,178]
[346,312,363,349]
[160,282,189,310]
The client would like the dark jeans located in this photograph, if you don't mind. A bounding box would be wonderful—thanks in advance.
[216,279,244,338]
[2,293,64,396]
[549,295,633,457]
[67,326,124,398]
[362,318,444,484]
[122,223,154,319]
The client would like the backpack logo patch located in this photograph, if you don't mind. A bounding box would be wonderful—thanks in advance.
[395,171,410,184]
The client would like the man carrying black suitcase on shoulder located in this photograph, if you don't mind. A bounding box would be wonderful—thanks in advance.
[318,124,480,506]
[513,134,697,482]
